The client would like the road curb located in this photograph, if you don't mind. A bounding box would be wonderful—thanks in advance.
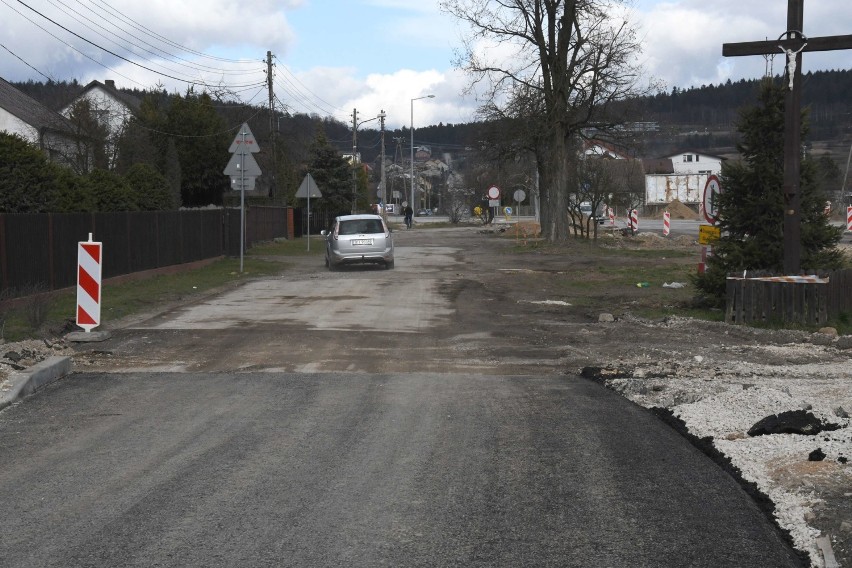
[0,356,72,411]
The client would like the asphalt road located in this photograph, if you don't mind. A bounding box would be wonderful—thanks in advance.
[0,371,802,567]
[0,227,810,567]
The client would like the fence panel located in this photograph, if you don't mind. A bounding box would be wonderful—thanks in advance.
[50,213,94,290]
[127,212,161,273]
[157,211,183,267]
[726,270,852,326]
[2,214,52,292]
[1,207,293,300]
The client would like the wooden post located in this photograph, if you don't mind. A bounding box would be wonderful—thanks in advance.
[723,0,852,274]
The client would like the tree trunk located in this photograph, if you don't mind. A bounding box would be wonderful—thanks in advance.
[540,130,577,242]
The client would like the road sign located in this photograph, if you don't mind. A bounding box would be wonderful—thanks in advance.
[295,173,322,198]
[699,224,721,245]
[703,175,721,224]
[487,185,501,200]
[76,234,102,332]
[230,176,256,192]
[513,189,526,203]
[223,152,262,177]
[228,123,260,154]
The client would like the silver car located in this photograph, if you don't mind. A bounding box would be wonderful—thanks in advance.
[321,214,394,270]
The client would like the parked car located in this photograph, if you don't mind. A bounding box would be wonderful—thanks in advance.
[320,214,394,270]
[416,208,431,216]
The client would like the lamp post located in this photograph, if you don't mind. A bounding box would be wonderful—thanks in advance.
[410,94,435,213]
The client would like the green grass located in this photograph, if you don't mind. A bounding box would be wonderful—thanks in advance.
[0,256,287,342]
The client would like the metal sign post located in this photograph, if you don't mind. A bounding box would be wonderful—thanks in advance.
[224,123,261,273]
[296,173,323,251]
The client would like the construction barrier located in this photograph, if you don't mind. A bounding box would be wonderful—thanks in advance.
[847,205,852,232]
[608,207,615,226]
[630,209,638,231]
[76,234,102,332]
[663,211,670,236]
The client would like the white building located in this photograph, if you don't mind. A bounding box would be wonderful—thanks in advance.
[662,150,725,176]
[0,76,81,169]
[59,80,140,169]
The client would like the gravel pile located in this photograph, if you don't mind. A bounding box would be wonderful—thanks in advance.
[587,316,851,567]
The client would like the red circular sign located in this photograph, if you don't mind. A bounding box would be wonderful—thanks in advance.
[703,175,721,224]
[487,186,501,200]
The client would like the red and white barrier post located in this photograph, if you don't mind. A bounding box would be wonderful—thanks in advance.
[847,205,852,232]
[663,210,671,237]
[76,233,102,332]
[630,209,639,232]
[608,206,615,226]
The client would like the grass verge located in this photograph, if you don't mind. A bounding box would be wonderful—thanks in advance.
[1,256,287,342]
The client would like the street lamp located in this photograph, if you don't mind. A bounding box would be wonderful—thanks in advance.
[410,94,435,213]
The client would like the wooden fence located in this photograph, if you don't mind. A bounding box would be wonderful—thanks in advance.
[0,206,293,300]
[725,269,852,325]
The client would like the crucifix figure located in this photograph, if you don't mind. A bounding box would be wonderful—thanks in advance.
[723,0,852,274]
[779,33,807,90]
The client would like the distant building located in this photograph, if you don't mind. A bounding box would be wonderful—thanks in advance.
[0,76,82,169]
[662,150,725,176]
[59,79,141,169]
[643,151,727,212]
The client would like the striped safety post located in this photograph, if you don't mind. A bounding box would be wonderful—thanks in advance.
[630,209,638,232]
[76,233,103,332]
[663,210,671,236]
[608,207,615,226]
[847,205,852,232]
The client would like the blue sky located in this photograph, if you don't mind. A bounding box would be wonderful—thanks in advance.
[0,0,849,129]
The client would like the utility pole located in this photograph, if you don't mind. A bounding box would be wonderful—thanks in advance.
[379,110,387,220]
[267,51,276,200]
[351,108,359,214]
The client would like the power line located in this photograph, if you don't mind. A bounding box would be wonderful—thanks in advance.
[14,0,265,89]
[44,0,263,78]
[83,0,259,65]
[0,42,53,81]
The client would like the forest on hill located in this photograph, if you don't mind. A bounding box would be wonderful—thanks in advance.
[13,68,852,164]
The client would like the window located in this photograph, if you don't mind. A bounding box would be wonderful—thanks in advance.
[683,154,693,162]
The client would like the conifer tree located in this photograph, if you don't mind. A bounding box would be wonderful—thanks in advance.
[695,79,843,304]
[304,128,351,215]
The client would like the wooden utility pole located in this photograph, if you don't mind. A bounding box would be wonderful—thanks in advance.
[723,0,852,274]
[267,51,276,200]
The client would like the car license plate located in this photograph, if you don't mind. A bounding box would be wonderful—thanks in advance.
[352,239,373,245]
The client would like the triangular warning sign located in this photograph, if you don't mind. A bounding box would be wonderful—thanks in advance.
[228,123,260,154]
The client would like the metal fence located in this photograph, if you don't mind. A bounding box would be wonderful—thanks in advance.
[725,269,852,325]
[1,206,292,299]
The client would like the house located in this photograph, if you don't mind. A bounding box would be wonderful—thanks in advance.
[583,139,630,160]
[0,76,82,169]
[662,150,725,176]
[642,153,724,213]
[59,79,141,168]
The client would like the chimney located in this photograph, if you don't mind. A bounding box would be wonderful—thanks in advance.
[105,79,115,89]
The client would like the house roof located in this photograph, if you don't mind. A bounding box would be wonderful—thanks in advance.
[0,76,76,135]
[642,158,674,174]
[661,149,727,161]
[66,80,142,115]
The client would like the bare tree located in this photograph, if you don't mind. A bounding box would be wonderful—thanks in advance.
[441,0,649,242]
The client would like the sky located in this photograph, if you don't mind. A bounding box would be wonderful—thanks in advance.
[0,0,849,130]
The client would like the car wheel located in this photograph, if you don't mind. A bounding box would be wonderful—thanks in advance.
[385,260,394,269]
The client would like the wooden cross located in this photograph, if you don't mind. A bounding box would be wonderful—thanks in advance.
[722,0,852,274]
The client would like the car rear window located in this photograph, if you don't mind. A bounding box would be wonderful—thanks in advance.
[339,219,384,235]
